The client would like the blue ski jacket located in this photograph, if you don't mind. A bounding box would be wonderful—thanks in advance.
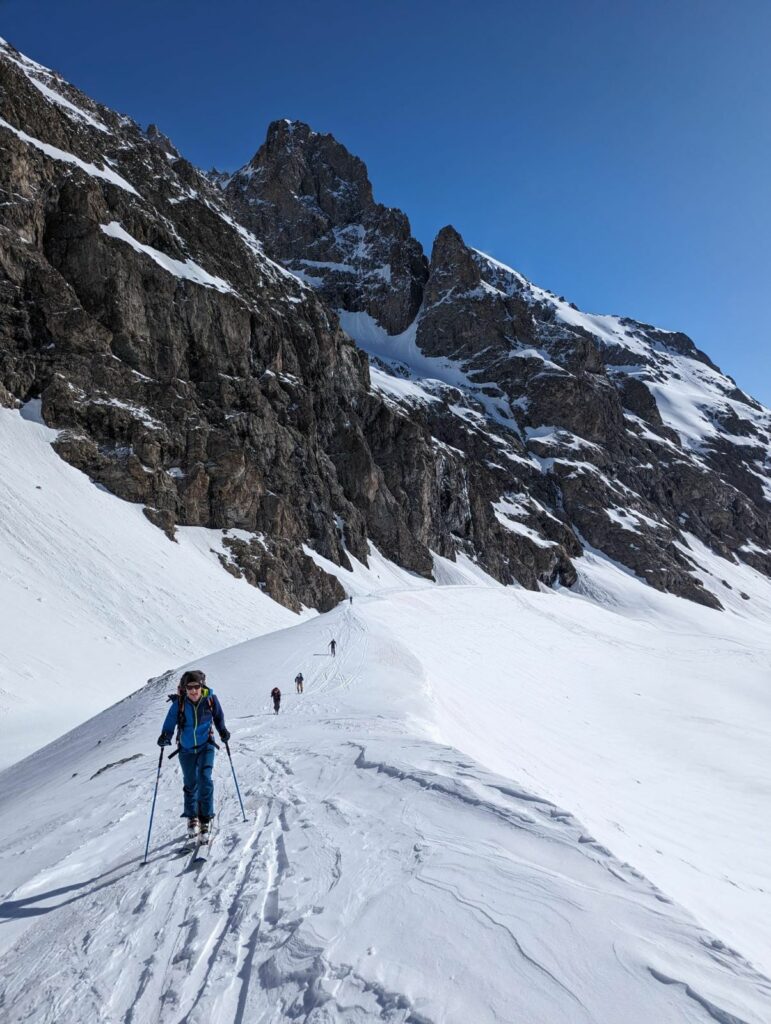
[161,687,227,751]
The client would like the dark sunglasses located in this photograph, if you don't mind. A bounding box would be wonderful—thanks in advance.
[185,683,202,691]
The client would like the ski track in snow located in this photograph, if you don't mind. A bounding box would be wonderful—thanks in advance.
[1,608,769,1023]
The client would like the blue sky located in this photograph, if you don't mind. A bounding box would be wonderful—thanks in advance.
[3,0,769,402]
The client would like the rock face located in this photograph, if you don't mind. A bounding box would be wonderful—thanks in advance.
[219,120,428,336]
[224,121,771,609]
[0,45,768,611]
[0,44,437,609]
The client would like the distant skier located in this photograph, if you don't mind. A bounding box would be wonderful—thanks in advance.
[157,669,230,845]
[295,673,304,694]
[329,639,336,657]
[271,686,281,714]
[349,596,353,605]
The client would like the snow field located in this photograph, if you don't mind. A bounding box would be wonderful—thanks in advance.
[1,599,770,1022]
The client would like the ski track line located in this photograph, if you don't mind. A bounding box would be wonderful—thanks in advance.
[289,610,364,720]
[166,803,280,1023]
[170,751,349,1023]
[131,762,278,1022]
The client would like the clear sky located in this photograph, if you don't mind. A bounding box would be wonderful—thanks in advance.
[3,0,769,402]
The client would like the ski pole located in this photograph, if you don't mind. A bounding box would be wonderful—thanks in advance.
[142,748,164,865]
[225,741,247,822]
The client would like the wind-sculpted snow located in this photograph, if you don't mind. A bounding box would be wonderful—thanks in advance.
[1,593,770,1022]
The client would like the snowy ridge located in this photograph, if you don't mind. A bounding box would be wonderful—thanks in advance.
[470,247,771,455]
[1,584,770,1021]
[0,37,110,133]
[336,230,770,604]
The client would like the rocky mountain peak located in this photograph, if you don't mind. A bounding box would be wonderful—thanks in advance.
[425,224,483,303]
[145,123,180,160]
[223,118,770,609]
[261,118,374,215]
[222,121,428,335]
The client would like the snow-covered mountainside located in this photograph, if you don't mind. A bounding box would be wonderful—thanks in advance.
[227,121,771,610]
[0,403,301,769]
[1,564,770,1021]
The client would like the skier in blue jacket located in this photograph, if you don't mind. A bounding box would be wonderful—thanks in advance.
[157,669,230,843]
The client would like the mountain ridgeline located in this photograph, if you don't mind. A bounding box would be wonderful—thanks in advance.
[1,40,769,611]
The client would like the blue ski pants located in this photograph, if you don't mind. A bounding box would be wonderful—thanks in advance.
[179,744,215,820]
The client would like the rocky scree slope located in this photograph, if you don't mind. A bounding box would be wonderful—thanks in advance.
[0,41,570,610]
[220,119,771,608]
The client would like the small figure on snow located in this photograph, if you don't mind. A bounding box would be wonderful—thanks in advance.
[157,670,230,845]
[271,686,281,714]
[329,639,337,657]
[295,672,304,694]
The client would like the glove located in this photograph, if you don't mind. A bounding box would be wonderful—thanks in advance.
[157,732,172,747]
[219,728,231,743]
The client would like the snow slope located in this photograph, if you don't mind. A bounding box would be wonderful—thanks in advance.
[0,405,302,769]
[1,566,770,1021]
